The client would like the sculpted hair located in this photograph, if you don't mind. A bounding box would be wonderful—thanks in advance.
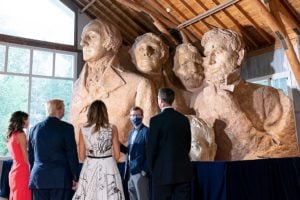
[130,106,144,116]
[85,100,109,133]
[158,87,175,105]
[85,19,122,53]
[201,28,244,52]
[129,32,169,66]
[47,99,64,116]
[7,111,28,139]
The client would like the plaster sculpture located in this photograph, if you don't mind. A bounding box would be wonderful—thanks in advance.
[187,115,217,161]
[130,33,192,114]
[69,19,158,147]
[193,28,299,160]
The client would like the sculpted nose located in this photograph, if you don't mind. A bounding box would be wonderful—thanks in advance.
[187,62,197,73]
[208,53,216,65]
[80,38,87,47]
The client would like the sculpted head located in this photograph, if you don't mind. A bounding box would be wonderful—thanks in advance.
[130,33,169,74]
[80,19,122,62]
[173,43,204,90]
[201,28,245,84]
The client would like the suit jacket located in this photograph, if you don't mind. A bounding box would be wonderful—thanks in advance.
[147,108,193,185]
[28,117,79,189]
[124,124,149,179]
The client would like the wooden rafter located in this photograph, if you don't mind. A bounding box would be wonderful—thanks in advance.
[252,0,300,85]
[211,0,258,48]
[144,0,198,42]
[94,0,139,37]
[234,3,273,44]
[103,0,145,35]
[164,0,204,35]
[194,0,228,29]
[115,0,179,45]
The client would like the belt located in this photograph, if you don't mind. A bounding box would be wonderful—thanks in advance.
[87,155,112,159]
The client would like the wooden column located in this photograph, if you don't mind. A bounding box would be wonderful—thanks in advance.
[252,0,300,86]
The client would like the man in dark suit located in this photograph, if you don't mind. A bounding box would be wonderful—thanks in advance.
[147,88,193,200]
[28,99,79,200]
[125,106,150,200]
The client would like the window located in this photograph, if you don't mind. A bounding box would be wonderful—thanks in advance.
[0,0,75,45]
[248,72,292,97]
[0,42,77,156]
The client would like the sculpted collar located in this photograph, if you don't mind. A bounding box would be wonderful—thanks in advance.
[77,56,126,96]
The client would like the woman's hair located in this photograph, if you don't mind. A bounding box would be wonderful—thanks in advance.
[85,100,109,133]
[7,111,29,139]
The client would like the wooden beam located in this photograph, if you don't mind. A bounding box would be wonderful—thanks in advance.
[211,0,258,48]
[177,0,240,29]
[115,0,179,45]
[234,3,273,44]
[144,0,198,42]
[269,0,300,39]
[252,0,300,86]
[94,0,139,37]
[164,0,204,35]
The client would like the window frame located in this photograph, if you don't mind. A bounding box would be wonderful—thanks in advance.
[247,71,293,100]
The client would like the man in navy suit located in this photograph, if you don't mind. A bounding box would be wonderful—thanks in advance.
[125,106,150,200]
[28,99,79,200]
[147,88,193,200]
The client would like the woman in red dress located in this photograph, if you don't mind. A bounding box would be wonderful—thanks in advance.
[6,111,31,200]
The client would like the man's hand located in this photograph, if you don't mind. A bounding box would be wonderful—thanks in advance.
[72,180,78,191]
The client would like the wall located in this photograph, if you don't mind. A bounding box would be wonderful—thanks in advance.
[241,47,300,145]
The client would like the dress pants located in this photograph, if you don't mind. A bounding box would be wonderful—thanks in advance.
[128,173,149,200]
[32,188,74,200]
[152,181,191,200]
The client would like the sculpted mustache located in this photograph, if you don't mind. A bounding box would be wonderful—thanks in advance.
[183,75,202,81]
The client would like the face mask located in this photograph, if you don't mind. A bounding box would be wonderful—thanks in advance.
[130,116,142,127]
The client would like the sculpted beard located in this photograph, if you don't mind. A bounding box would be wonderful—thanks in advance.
[182,74,203,89]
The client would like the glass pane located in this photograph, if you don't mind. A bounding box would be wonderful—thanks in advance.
[271,77,288,96]
[7,46,30,74]
[30,77,73,126]
[0,75,29,156]
[0,45,5,71]
[55,53,74,78]
[32,50,53,76]
[252,79,269,86]
[0,0,75,45]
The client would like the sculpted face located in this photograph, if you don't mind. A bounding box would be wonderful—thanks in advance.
[202,40,239,84]
[80,23,108,62]
[174,46,204,90]
[134,37,163,74]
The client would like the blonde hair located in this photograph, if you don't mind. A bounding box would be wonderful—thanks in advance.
[47,99,64,116]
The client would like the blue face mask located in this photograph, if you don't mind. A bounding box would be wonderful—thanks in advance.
[130,116,142,127]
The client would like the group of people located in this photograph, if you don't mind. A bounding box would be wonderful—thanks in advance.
[6,16,298,200]
[7,87,193,200]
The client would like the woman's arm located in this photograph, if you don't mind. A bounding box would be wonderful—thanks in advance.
[18,132,29,165]
[78,128,86,162]
[112,125,120,161]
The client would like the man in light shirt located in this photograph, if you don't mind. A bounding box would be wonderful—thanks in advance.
[124,106,150,200]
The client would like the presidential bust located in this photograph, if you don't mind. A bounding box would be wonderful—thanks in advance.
[69,19,158,146]
[194,28,299,160]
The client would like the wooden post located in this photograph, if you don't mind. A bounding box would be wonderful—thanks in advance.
[252,0,300,86]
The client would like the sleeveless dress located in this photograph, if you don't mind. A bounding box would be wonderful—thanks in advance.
[7,131,31,200]
[73,124,125,200]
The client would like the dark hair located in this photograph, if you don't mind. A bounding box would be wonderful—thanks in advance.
[130,106,143,116]
[7,111,29,139]
[158,87,175,105]
[85,100,109,133]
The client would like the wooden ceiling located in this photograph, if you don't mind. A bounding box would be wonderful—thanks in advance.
[73,0,300,55]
